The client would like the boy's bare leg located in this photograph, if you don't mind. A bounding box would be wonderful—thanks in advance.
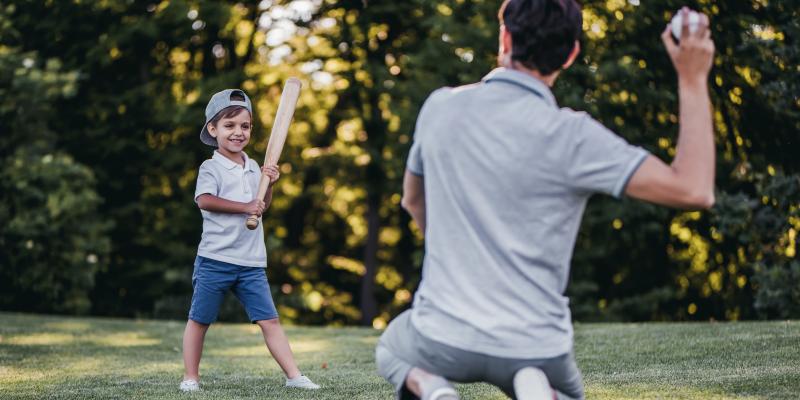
[256,318,301,378]
[183,320,210,381]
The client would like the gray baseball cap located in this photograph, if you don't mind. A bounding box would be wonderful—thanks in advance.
[199,89,253,147]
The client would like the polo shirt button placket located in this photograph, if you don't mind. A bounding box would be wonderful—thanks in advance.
[241,168,251,196]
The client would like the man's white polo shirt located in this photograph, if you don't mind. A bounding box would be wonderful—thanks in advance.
[194,151,267,268]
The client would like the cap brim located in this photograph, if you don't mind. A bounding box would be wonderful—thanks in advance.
[200,126,218,147]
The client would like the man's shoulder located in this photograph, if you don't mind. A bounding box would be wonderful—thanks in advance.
[423,86,454,106]
[555,106,590,122]
[553,107,614,137]
[552,108,632,155]
[430,82,482,100]
[419,84,481,117]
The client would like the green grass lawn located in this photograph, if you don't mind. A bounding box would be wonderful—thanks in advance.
[0,313,798,399]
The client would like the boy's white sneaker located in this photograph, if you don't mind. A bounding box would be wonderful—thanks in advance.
[285,375,321,389]
[513,367,553,400]
[179,379,200,392]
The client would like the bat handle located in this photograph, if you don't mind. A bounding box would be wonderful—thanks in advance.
[246,175,272,230]
[245,215,260,230]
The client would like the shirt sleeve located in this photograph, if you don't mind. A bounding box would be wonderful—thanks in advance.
[564,114,649,198]
[406,140,423,176]
[194,162,219,202]
[406,88,450,177]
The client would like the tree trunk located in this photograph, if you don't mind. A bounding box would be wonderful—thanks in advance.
[360,195,380,325]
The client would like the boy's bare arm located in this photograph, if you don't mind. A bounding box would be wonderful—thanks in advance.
[197,194,265,216]
[263,186,274,210]
[260,164,279,211]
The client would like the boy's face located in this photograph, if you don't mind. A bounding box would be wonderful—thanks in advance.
[208,109,252,154]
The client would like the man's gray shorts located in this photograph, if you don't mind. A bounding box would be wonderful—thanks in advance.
[375,310,584,400]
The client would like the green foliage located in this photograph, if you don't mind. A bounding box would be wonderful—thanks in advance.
[561,0,800,321]
[0,0,797,323]
[754,261,800,319]
[711,173,800,319]
[0,12,109,313]
[0,150,110,314]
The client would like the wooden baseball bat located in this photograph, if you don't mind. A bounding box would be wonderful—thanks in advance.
[245,77,302,230]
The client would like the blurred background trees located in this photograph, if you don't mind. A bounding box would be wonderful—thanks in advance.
[0,0,797,325]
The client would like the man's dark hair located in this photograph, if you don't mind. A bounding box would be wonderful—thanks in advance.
[499,0,582,75]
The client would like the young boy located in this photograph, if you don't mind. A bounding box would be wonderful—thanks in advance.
[180,88,320,392]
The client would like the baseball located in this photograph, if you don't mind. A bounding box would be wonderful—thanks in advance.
[670,10,701,41]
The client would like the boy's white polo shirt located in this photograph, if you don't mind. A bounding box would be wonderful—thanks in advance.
[195,151,267,268]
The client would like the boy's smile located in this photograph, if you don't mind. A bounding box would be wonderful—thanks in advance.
[208,109,252,164]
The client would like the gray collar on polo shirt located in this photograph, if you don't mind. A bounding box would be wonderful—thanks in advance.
[482,67,557,107]
[212,150,257,172]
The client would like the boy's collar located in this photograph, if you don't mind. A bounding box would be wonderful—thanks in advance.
[212,150,256,171]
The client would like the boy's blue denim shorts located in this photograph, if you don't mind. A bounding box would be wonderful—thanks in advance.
[188,256,278,325]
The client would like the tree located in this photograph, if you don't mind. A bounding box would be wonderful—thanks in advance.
[0,5,109,313]
[1,0,797,322]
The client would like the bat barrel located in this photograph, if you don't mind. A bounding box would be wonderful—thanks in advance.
[245,77,302,230]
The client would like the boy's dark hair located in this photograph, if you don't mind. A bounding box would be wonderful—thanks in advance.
[499,0,582,75]
[209,92,250,127]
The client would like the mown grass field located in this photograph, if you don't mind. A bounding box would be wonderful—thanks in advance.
[0,312,798,399]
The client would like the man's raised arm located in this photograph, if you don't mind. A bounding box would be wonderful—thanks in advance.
[626,9,716,209]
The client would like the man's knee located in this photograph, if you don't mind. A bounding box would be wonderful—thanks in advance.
[375,344,394,378]
[376,343,411,384]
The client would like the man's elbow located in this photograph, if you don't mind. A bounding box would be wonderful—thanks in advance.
[401,196,420,213]
[686,190,715,210]
[700,192,716,209]
[400,196,412,212]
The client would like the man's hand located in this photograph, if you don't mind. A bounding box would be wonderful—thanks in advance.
[262,164,281,187]
[662,7,714,86]
[243,199,266,216]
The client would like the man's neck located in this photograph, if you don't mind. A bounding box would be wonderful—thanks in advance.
[504,61,559,87]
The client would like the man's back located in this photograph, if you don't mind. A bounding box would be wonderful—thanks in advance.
[408,68,648,358]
